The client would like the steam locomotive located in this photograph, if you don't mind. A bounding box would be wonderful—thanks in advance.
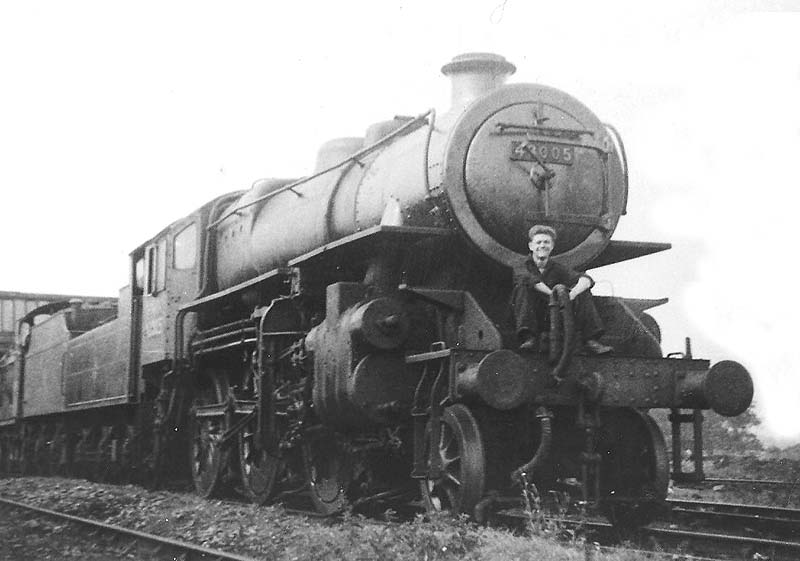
[0,53,753,524]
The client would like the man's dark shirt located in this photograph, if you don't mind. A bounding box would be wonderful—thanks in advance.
[516,256,593,289]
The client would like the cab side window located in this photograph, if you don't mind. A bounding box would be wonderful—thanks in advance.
[145,239,167,294]
[173,223,197,270]
[134,257,145,294]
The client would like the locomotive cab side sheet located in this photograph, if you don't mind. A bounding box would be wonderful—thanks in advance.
[136,215,201,368]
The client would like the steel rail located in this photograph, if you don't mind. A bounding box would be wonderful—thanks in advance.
[703,476,797,487]
[644,525,800,559]
[0,496,263,561]
[671,506,799,528]
[669,498,800,520]
[667,498,800,542]
[553,514,800,559]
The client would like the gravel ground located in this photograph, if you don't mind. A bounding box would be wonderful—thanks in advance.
[0,476,644,561]
[0,502,155,560]
[0,477,317,559]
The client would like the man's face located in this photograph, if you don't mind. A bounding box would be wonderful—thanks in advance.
[529,233,554,260]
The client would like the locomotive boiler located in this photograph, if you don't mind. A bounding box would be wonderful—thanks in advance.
[0,53,753,526]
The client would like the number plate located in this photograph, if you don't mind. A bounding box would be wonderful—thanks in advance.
[510,141,574,165]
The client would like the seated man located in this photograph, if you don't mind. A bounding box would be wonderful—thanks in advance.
[511,225,612,354]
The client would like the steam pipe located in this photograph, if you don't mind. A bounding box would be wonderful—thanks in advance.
[511,406,553,484]
[549,286,575,382]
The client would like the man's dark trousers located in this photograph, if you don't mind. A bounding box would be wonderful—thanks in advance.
[511,283,604,342]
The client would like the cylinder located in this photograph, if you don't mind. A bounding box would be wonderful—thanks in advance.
[348,297,409,350]
[456,350,535,410]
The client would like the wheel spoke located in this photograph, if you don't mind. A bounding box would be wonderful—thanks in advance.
[440,428,455,452]
[441,451,460,467]
[444,471,461,487]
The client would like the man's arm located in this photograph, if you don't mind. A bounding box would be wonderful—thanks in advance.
[568,275,592,300]
[534,282,553,296]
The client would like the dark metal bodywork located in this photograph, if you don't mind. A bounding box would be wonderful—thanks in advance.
[134,214,203,367]
[63,317,131,409]
[21,302,120,417]
[0,194,227,423]
[22,311,74,417]
[211,61,628,291]
[273,226,753,440]
[0,54,754,519]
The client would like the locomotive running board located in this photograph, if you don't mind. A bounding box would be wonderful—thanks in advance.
[288,225,452,267]
[586,240,671,269]
[179,225,451,314]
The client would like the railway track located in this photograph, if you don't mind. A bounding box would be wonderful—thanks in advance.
[0,496,263,561]
[497,497,800,560]
[540,515,800,560]
[668,498,800,539]
[5,475,800,560]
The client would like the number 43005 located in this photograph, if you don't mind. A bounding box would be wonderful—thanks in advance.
[510,141,574,165]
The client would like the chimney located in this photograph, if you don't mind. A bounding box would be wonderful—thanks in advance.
[441,53,516,113]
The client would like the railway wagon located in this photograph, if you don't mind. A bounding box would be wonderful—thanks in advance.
[0,53,753,525]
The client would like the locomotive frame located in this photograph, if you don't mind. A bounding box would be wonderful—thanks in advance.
[0,53,753,526]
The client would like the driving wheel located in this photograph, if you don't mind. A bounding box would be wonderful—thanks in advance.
[598,407,669,528]
[303,431,349,515]
[189,373,232,498]
[419,403,486,516]
[238,411,284,505]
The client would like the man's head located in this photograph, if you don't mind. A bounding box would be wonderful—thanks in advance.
[528,225,556,261]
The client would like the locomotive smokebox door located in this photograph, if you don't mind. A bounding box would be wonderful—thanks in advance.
[443,84,628,270]
[466,102,606,253]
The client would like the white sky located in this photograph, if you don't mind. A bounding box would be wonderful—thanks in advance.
[1,1,799,445]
